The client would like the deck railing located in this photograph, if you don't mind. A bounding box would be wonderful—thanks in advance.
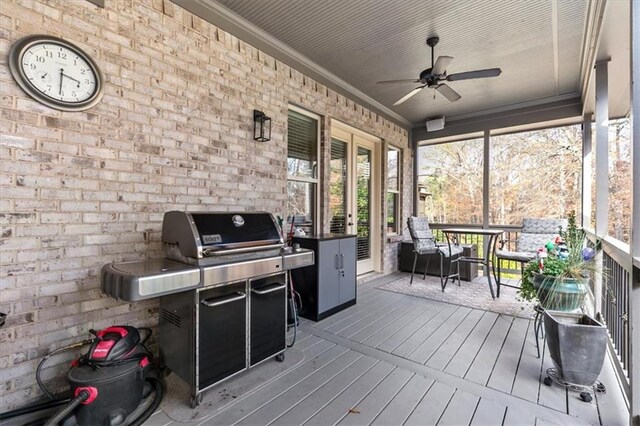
[589,232,632,401]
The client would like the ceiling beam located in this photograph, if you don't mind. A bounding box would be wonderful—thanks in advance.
[412,96,583,143]
[171,0,411,128]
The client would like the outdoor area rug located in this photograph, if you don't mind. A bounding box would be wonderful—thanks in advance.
[159,347,304,423]
[376,273,535,319]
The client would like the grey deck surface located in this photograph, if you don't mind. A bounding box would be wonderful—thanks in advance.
[147,273,628,426]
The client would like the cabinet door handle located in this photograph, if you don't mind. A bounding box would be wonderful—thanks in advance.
[339,253,344,269]
[335,254,340,269]
[201,292,246,307]
[251,284,286,295]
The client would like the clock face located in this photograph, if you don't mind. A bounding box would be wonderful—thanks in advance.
[8,35,103,111]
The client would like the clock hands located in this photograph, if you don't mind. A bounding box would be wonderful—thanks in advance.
[59,68,81,94]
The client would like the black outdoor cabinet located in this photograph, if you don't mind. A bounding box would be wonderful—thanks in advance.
[399,241,478,281]
[291,234,357,321]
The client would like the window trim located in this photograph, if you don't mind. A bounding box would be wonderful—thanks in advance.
[386,145,401,235]
[287,105,321,234]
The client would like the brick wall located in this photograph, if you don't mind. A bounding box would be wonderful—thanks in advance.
[0,0,411,409]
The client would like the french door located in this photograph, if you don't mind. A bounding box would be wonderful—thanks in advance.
[330,124,379,275]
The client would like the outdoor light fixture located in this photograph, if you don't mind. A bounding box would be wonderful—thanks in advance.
[253,110,271,142]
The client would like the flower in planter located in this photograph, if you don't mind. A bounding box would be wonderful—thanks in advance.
[517,211,600,310]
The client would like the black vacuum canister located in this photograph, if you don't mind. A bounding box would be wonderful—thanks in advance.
[69,359,146,426]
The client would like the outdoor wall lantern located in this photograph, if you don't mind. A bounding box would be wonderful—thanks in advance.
[253,110,271,142]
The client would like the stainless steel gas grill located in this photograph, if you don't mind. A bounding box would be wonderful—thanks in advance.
[101,211,314,407]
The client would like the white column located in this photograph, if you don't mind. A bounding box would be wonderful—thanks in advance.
[594,61,609,238]
[483,130,490,229]
[593,61,609,316]
[581,113,592,228]
[629,0,640,423]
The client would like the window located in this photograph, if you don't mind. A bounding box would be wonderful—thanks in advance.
[386,146,401,234]
[287,108,319,234]
[489,125,582,225]
[418,139,483,224]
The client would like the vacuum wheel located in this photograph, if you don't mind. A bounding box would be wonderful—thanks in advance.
[189,393,203,408]
[543,376,553,386]
[275,353,285,362]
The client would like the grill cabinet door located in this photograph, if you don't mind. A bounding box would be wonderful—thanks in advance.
[198,283,246,389]
[250,274,286,365]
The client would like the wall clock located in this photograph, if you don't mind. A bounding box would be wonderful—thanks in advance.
[8,35,104,111]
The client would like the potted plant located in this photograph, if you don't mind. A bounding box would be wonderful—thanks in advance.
[517,211,598,310]
[517,212,607,400]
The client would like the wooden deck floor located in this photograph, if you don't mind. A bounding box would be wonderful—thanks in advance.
[147,274,628,426]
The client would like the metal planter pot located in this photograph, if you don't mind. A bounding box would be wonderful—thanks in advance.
[543,310,607,386]
[533,272,589,311]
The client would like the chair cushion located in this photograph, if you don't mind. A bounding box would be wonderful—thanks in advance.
[517,233,559,252]
[521,218,567,234]
[407,216,437,252]
[438,244,464,258]
[495,249,536,262]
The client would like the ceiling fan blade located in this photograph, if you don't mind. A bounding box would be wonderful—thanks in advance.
[393,86,426,105]
[435,84,461,102]
[446,68,502,81]
[432,56,453,75]
[376,79,421,84]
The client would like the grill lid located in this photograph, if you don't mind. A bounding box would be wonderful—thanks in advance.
[162,211,284,259]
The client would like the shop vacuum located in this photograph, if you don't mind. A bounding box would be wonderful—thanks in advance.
[0,326,165,426]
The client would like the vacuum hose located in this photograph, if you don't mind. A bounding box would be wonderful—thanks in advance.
[44,390,89,426]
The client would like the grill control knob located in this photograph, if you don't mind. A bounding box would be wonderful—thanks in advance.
[292,243,301,253]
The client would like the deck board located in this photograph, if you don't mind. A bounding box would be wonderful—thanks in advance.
[469,397,507,425]
[369,374,434,425]
[487,316,529,394]
[238,354,374,426]
[358,301,437,347]
[379,303,456,354]
[425,309,485,370]
[337,367,414,425]
[537,341,569,413]
[303,361,396,425]
[391,303,462,357]
[437,389,480,426]
[443,311,498,377]
[403,380,456,425]
[463,314,514,385]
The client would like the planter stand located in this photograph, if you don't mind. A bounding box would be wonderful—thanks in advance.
[543,368,606,402]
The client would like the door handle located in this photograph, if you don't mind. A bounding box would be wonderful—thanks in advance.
[200,292,246,307]
[251,284,287,295]
[335,254,340,269]
[339,253,344,269]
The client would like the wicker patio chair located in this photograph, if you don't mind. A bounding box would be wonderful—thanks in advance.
[407,216,463,291]
[495,217,568,297]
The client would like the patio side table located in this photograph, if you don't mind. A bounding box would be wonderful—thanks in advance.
[440,228,504,299]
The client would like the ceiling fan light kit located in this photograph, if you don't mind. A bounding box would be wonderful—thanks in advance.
[377,36,502,106]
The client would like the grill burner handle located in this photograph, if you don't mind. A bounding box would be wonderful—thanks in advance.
[251,284,287,295]
[200,292,246,307]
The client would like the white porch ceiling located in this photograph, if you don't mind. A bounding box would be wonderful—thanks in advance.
[210,0,588,126]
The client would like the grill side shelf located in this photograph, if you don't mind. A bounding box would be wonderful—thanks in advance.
[101,259,201,301]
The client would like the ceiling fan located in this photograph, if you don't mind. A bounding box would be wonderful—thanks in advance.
[377,36,502,106]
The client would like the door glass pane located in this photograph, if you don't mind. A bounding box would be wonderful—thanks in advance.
[356,146,371,261]
[330,139,347,233]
